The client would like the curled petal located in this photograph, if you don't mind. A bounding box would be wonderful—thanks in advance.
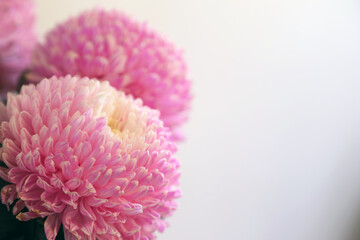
[12,200,26,215]
[1,184,17,209]
[16,211,40,221]
[45,214,61,240]
[0,166,10,182]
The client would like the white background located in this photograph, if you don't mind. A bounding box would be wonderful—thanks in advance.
[36,1,360,239]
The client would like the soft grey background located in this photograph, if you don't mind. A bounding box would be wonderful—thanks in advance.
[36,1,360,240]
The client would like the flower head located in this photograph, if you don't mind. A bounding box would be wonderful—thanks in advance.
[0,76,180,239]
[0,0,36,97]
[28,8,191,141]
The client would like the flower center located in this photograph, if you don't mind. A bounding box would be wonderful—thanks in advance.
[108,117,122,136]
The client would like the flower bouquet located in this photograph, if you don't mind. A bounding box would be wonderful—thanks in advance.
[0,1,191,239]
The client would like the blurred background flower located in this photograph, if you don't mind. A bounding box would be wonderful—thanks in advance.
[0,0,36,100]
[28,8,192,141]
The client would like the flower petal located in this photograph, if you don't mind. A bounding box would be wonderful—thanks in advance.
[45,214,61,240]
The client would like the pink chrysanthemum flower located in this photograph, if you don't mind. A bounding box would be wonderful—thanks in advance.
[28,8,191,141]
[0,76,180,239]
[0,0,36,98]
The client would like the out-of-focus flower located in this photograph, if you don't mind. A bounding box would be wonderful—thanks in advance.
[0,0,36,98]
[28,9,192,141]
[0,76,180,239]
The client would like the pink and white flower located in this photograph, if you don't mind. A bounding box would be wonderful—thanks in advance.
[0,75,180,240]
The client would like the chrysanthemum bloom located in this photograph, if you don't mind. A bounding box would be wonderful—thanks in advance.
[28,9,191,141]
[0,0,36,98]
[0,76,180,239]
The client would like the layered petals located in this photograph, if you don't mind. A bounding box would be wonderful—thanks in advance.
[0,76,180,239]
[28,8,191,140]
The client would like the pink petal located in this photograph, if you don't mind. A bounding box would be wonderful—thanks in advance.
[0,166,10,182]
[12,200,26,215]
[16,211,40,221]
[45,214,61,240]
[1,184,17,209]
